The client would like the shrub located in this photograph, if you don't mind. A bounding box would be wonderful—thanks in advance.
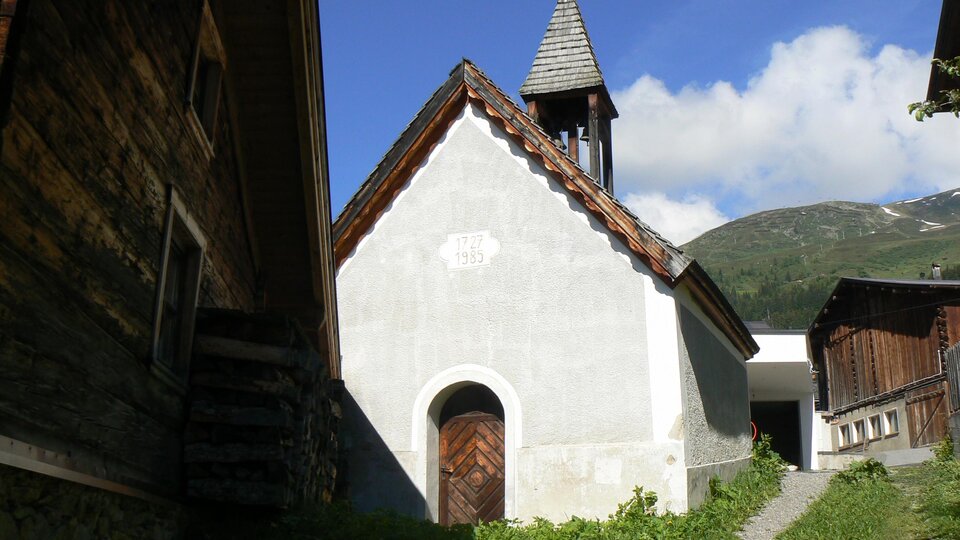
[834,458,888,485]
[933,434,955,462]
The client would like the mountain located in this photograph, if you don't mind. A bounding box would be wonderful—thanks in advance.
[681,188,960,329]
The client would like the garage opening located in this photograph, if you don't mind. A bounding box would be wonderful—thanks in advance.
[751,401,802,468]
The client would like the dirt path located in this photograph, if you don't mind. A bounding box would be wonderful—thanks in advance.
[737,471,835,540]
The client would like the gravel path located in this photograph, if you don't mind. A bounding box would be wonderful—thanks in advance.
[737,471,835,540]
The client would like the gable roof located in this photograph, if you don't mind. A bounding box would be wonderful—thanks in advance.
[810,277,960,333]
[519,0,605,98]
[333,59,757,358]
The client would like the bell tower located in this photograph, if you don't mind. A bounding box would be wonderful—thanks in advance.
[520,0,618,193]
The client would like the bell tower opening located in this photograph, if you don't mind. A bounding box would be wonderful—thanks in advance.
[519,0,618,193]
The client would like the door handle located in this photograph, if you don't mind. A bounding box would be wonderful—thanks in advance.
[441,465,453,475]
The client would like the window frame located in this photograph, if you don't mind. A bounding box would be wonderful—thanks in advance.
[884,409,900,437]
[867,414,883,441]
[150,185,206,390]
[852,419,866,444]
[185,0,226,156]
[838,423,853,448]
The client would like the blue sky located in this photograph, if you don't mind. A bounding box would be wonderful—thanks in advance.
[319,1,959,243]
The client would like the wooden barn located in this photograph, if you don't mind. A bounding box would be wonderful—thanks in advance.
[0,0,341,536]
[809,278,960,459]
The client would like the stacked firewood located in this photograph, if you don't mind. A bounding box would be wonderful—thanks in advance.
[184,309,342,507]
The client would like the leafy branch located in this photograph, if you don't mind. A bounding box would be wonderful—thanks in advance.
[908,56,960,121]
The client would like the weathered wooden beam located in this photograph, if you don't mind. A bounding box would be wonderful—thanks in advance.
[189,402,293,428]
[587,93,600,181]
[195,334,318,372]
[184,443,286,463]
[188,479,288,506]
[190,371,300,400]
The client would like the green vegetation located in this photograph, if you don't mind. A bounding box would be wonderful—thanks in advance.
[894,436,960,539]
[476,435,784,539]
[682,189,960,329]
[909,56,960,120]
[778,444,960,540]
[189,437,786,539]
[776,459,916,540]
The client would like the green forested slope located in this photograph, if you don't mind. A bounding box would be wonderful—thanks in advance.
[682,188,960,329]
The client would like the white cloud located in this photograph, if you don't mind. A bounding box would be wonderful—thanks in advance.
[612,26,960,217]
[622,191,730,244]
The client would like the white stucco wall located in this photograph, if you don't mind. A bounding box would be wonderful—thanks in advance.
[337,103,739,521]
[674,289,752,506]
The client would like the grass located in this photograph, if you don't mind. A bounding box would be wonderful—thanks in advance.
[891,438,960,539]
[775,460,917,540]
[188,437,786,540]
[777,439,960,540]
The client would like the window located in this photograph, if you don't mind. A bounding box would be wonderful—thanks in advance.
[884,409,900,436]
[867,414,883,440]
[186,0,225,153]
[839,424,852,447]
[853,420,866,444]
[151,186,205,386]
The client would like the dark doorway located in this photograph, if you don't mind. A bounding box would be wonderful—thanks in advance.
[439,385,505,525]
[751,401,802,468]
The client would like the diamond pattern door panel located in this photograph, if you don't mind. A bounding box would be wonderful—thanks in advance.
[439,412,505,525]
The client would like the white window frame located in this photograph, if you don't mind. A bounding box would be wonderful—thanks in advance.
[150,185,206,389]
[867,414,883,440]
[852,419,866,444]
[185,0,226,156]
[884,409,900,436]
[839,423,853,448]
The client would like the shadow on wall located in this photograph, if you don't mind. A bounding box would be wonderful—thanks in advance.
[340,390,425,517]
[679,305,750,438]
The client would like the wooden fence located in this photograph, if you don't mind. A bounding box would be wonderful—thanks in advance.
[946,343,960,415]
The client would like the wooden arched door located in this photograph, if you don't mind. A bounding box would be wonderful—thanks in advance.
[439,411,505,525]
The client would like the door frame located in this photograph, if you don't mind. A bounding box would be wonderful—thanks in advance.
[412,364,522,522]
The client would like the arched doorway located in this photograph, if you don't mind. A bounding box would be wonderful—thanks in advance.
[412,364,521,522]
[438,385,505,525]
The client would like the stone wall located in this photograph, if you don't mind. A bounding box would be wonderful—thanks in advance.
[0,465,184,540]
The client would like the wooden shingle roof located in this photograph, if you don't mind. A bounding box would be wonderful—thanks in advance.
[519,0,605,97]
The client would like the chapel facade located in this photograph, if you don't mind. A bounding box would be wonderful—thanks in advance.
[334,0,757,524]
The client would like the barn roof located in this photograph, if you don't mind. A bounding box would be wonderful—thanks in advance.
[333,59,757,358]
[519,0,605,98]
[810,276,960,332]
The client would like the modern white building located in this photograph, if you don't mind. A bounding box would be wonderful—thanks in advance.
[746,326,819,470]
[333,0,758,525]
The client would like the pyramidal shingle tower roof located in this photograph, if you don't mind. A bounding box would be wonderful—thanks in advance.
[519,0,605,97]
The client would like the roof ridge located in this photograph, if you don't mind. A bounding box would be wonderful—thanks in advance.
[468,62,685,257]
[519,0,606,97]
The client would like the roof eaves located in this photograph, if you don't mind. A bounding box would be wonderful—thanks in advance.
[333,62,467,242]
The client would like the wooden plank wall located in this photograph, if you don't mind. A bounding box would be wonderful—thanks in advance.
[946,343,960,415]
[0,0,258,494]
[822,288,943,410]
[906,382,948,447]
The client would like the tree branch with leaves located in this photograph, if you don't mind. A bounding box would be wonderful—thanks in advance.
[909,56,960,121]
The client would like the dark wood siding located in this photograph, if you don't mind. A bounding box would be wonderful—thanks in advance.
[0,0,257,494]
[818,287,944,412]
[906,382,948,447]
